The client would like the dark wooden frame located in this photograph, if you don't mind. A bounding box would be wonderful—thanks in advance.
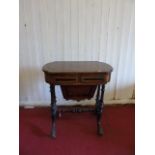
[42,61,113,138]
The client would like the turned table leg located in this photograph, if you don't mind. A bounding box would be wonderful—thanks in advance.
[95,85,100,114]
[50,85,57,138]
[96,84,105,136]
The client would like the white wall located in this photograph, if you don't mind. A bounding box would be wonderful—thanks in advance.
[19,0,135,106]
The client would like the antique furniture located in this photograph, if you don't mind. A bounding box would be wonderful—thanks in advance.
[42,61,113,138]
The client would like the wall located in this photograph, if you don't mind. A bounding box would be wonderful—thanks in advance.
[19,0,135,106]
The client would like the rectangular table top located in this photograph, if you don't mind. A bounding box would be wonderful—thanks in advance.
[42,61,113,74]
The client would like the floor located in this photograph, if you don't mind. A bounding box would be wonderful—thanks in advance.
[19,104,135,155]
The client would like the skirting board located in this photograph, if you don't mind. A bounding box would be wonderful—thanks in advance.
[20,99,135,108]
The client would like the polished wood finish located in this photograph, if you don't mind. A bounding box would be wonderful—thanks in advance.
[42,61,113,138]
[42,61,113,74]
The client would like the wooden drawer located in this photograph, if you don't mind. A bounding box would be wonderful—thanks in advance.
[79,73,109,84]
[44,73,110,85]
[45,73,78,85]
[54,76,77,84]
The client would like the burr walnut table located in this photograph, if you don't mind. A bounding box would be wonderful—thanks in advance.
[42,61,113,138]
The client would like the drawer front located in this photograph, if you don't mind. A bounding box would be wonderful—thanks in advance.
[80,73,110,84]
[44,73,110,85]
[54,76,77,84]
[45,73,78,85]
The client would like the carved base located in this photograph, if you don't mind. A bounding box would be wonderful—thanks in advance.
[49,84,105,138]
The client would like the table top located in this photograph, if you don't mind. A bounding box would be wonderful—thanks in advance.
[42,61,113,74]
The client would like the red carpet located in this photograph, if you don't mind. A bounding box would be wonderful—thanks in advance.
[19,105,135,155]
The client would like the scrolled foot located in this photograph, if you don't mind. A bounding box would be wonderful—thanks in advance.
[51,127,56,138]
[97,125,104,136]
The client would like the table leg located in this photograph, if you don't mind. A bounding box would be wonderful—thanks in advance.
[50,85,57,138]
[95,85,100,114]
[96,84,105,136]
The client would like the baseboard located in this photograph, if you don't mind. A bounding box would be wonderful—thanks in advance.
[20,99,135,108]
